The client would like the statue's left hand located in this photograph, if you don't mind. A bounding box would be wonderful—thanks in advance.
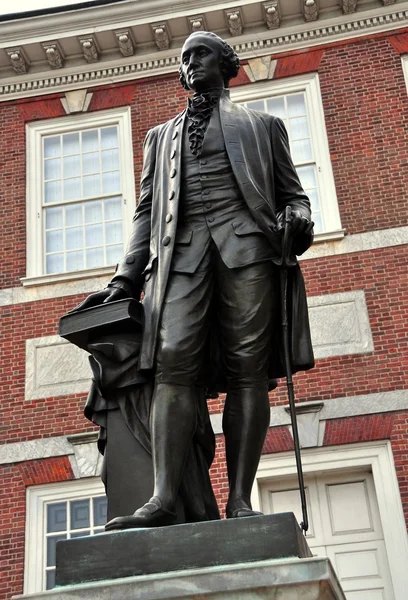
[68,285,128,313]
[279,210,314,237]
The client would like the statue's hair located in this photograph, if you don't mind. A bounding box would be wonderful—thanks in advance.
[179,32,240,90]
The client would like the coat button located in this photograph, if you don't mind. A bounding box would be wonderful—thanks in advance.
[162,236,171,246]
[201,160,207,165]
[169,190,175,201]
[125,255,135,264]
[170,168,177,178]
[145,273,151,282]
[166,214,172,223]
[205,203,212,209]
[203,190,210,196]
[208,217,214,223]
[170,149,176,159]
[172,131,178,140]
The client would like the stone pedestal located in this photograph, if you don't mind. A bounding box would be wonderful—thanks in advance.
[15,557,346,599]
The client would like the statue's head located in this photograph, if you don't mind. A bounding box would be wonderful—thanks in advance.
[179,31,240,92]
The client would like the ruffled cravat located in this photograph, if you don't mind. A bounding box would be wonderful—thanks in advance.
[186,90,222,156]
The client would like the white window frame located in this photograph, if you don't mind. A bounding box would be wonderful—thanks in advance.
[402,55,408,93]
[24,106,136,286]
[230,73,344,242]
[24,477,106,594]
[253,441,408,600]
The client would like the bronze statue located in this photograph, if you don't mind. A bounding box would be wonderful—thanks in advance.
[71,32,314,530]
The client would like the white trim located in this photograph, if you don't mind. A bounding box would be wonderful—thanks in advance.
[253,441,408,600]
[25,106,136,280]
[402,55,408,92]
[1,5,408,101]
[24,478,105,594]
[231,74,342,236]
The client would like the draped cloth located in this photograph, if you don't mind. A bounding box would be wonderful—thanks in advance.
[83,330,220,523]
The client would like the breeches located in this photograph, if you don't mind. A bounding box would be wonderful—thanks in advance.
[155,245,279,389]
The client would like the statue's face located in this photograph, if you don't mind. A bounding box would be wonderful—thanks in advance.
[180,34,225,92]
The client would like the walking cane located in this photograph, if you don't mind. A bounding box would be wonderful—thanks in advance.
[279,205,309,534]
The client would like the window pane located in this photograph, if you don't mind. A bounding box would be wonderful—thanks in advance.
[63,133,80,155]
[105,197,122,220]
[287,94,306,117]
[313,212,323,233]
[102,171,120,194]
[85,224,103,247]
[83,174,101,197]
[101,126,118,149]
[86,247,104,268]
[45,207,63,230]
[288,116,310,141]
[101,149,119,172]
[64,178,81,201]
[44,136,60,158]
[245,100,264,112]
[46,230,63,253]
[70,500,90,530]
[66,251,84,272]
[66,227,83,251]
[291,139,312,163]
[85,201,102,224]
[44,158,61,181]
[46,534,66,567]
[65,204,83,227]
[82,130,99,153]
[45,180,61,204]
[47,503,67,533]
[308,188,320,213]
[82,152,100,175]
[93,497,107,526]
[63,155,81,178]
[106,244,123,265]
[296,165,317,190]
[266,97,286,119]
[46,253,64,274]
[46,570,56,591]
[105,221,122,245]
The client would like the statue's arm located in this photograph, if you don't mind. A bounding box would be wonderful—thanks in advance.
[270,117,314,255]
[109,126,158,298]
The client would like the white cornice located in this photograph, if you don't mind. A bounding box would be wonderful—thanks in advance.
[1,4,408,101]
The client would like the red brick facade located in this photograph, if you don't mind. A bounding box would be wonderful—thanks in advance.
[1,27,407,600]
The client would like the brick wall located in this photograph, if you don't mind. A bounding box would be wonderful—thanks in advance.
[0,30,408,599]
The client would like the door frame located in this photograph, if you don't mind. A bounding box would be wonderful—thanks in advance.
[253,440,408,600]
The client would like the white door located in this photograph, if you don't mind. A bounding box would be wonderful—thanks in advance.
[259,468,395,600]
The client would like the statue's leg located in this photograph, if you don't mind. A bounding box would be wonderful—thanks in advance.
[106,259,214,531]
[216,259,278,518]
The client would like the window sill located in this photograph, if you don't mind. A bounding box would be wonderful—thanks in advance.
[313,229,346,243]
[20,265,116,288]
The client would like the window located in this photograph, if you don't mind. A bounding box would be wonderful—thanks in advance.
[25,107,136,285]
[402,55,408,94]
[231,73,343,240]
[25,479,106,593]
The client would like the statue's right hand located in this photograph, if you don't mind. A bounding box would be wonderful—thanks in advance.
[68,286,128,313]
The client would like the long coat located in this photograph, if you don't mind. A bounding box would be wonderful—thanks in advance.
[112,91,315,381]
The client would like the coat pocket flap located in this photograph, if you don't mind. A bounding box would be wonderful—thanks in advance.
[142,254,157,274]
[232,221,264,236]
[175,230,194,244]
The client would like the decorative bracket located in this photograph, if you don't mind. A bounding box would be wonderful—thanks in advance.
[115,29,135,57]
[6,47,29,74]
[78,36,99,63]
[342,0,358,13]
[264,2,281,30]
[188,15,206,32]
[226,10,243,37]
[152,23,171,50]
[42,42,64,69]
[302,0,319,22]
